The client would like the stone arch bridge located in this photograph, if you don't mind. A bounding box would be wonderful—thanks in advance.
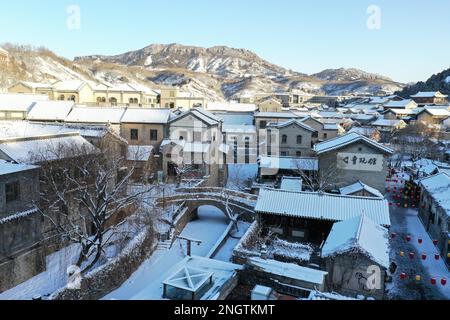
[155,187,257,221]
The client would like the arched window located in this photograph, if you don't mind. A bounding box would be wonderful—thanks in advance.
[97,97,106,103]
[129,98,134,104]
[58,95,65,101]
[296,151,302,157]
[297,135,303,144]
[282,135,288,144]
[133,98,139,104]
[69,95,76,102]
[109,97,117,105]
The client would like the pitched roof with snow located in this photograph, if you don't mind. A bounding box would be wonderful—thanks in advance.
[411,91,448,98]
[121,108,171,124]
[371,119,406,127]
[207,102,256,112]
[418,108,450,117]
[248,257,328,285]
[52,80,87,91]
[65,106,126,124]
[419,173,450,216]
[0,133,97,164]
[339,181,383,198]
[255,188,391,226]
[384,99,416,108]
[258,156,319,171]
[170,108,222,126]
[27,101,75,121]
[313,132,393,155]
[0,160,39,176]
[0,93,49,112]
[321,215,390,268]
[254,112,298,119]
[268,119,317,132]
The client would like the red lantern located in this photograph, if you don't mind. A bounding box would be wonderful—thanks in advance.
[418,238,423,244]
[397,203,401,208]
[389,202,393,207]
[409,252,415,260]
[441,278,447,286]
[406,235,411,242]
[433,240,438,246]
[421,253,427,260]
[431,278,437,285]
[400,273,407,280]
[391,233,397,239]
[435,254,440,261]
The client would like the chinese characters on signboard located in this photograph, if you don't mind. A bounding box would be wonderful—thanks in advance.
[337,153,383,172]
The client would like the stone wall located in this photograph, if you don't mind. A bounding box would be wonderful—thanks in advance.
[51,225,155,300]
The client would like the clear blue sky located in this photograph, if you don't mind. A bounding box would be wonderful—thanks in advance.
[1,0,449,83]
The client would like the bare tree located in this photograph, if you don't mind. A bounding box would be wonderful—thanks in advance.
[34,142,153,273]
[294,159,342,192]
[391,122,442,164]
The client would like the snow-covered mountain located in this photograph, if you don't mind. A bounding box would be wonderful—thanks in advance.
[312,68,393,82]
[396,68,450,98]
[1,43,404,100]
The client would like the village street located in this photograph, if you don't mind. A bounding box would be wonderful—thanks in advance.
[386,177,450,300]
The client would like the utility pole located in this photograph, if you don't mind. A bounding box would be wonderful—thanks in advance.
[177,236,202,257]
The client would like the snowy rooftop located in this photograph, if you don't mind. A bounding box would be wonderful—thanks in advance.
[254,112,298,119]
[207,102,257,112]
[313,132,394,155]
[0,160,39,176]
[0,93,49,112]
[170,108,222,126]
[259,156,319,171]
[0,132,97,164]
[384,99,416,108]
[217,113,254,126]
[385,108,419,115]
[339,181,383,198]
[121,108,171,124]
[163,266,214,293]
[162,256,243,300]
[52,80,86,91]
[222,124,256,134]
[127,145,154,161]
[322,215,390,268]
[419,108,450,117]
[411,91,448,98]
[372,119,405,127]
[18,81,53,89]
[27,101,75,121]
[419,173,450,216]
[65,106,126,124]
[248,257,328,285]
[267,119,316,132]
[280,176,303,192]
[255,188,391,226]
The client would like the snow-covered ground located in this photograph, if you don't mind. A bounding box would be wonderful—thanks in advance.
[386,172,450,300]
[102,206,231,300]
[212,221,251,262]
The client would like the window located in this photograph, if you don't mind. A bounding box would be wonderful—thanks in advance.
[297,135,303,144]
[5,181,20,203]
[282,135,288,144]
[281,151,288,157]
[296,151,302,157]
[193,132,202,142]
[109,97,118,105]
[58,94,65,101]
[130,129,139,140]
[97,97,106,103]
[150,129,158,141]
[69,95,76,102]
[260,121,267,129]
[170,103,175,109]
[323,133,328,139]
